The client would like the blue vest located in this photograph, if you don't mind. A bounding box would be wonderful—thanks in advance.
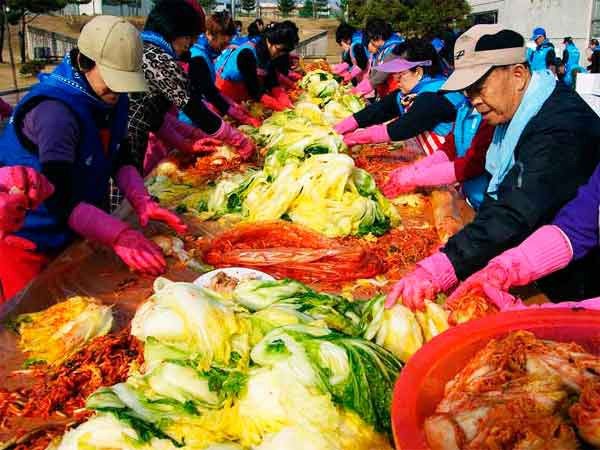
[215,41,259,82]
[564,42,581,72]
[191,34,219,82]
[231,34,249,46]
[453,104,489,209]
[372,34,404,66]
[0,56,129,253]
[349,31,369,67]
[529,40,554,71]
[396,76,466,137]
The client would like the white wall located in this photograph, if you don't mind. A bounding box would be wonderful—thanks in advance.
[469,0,594,55]
[78,0,103,15]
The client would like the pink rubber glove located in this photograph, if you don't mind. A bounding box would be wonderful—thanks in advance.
[68,203,166,275]
[0,166,54,210]
[412,150,450,171]
[227,102,262,127]
[332,62,350,75]
[343,124,390,146]
[0,192,28,237]
[382,161,457,198]
[144,133,169,176]
[211,121,255,160]
[350,78,374,96]
[271,86,293,109]
[385,252,458,311]
[343,66,363,83]
[448,225,574,306]
[277,73,297,90]
[333,116,359,135]
[260,93,286,112]
[116,166,187,235]
[156,114,197,153]
[287,71,302,82]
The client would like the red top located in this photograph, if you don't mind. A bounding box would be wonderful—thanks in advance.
[440,120,495,182]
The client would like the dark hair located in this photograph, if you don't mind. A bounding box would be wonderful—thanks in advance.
[364,18,393,43]
[70,48,95,72]
[335,22,356,45]
[248,19,261,37]
[475,29,524,52]
[264,20,299,52]
[591,39,599,46]
[234,20,242,29]
[145,0,203,41]
[563,36,573,44]
[206,11,236,36]
[393,38,443,77]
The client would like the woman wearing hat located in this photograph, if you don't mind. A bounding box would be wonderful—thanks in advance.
[214,21,299,111]
[335,38,466,156]
[0,16,186,300]
[130,0,255,168]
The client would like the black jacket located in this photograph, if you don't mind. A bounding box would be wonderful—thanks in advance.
[443,83,600,280]
[353,91,456,141]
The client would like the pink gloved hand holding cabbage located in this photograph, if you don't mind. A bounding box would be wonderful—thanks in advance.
[382,154,457,198]
[333,116,359,135]
[350,78,374,96]
[332,62,350,75]
[227,102,262,128]
[385,252,458,311]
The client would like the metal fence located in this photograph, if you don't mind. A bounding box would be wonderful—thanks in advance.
[26,26,78,61]
[296,30,328,58]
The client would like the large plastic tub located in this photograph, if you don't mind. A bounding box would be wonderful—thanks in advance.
[391,308,600,450]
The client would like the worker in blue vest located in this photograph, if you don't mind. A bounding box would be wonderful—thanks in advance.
[0,16,187,300]
[529,27,556,71]
[561,37,585,87]
[332,23,370,84]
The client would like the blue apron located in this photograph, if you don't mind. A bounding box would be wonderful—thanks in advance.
[372,34,404,67]
[396,76,466,137]
[529,40,554,71]
[214,41,259,82]
[564,42,581,72]
[190,34,220,82]
[453,104,489,209]
[0,55,129,253]
[349,31,369,68]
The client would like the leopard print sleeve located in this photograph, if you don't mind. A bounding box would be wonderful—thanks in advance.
[143,44,191,109]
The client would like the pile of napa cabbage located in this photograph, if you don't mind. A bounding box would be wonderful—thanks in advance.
[51,276,449,450]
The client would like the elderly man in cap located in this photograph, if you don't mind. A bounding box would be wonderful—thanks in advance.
[528,26,556,71]
[385,24,600,311]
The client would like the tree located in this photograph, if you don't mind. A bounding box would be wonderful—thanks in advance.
[314,0,328,17]
[198,0,215,11]
[277,0,295,17]
[241,0,255,15]
[402,0,470,37]
[299,0,313,17]
[6,0,89,63]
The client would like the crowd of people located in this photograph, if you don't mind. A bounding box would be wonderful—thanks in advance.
[1,4,600,317]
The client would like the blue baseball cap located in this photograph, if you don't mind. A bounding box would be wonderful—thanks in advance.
[431,38,445,53]
[531,27,546,40]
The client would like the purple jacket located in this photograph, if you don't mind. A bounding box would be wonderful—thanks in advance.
[553,163,600,259]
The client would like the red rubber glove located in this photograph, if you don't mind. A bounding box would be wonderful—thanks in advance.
[0,166,54,210]
[260,93,286,111]
[116,166,187,235]
[385,252,458,311]
[287,71,302,82]
[228,103,262,127]
[271,86,293,109]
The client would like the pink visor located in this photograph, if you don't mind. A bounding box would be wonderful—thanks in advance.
[376,58,432,73]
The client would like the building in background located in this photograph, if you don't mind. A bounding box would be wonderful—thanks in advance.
[468,0,599,53]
